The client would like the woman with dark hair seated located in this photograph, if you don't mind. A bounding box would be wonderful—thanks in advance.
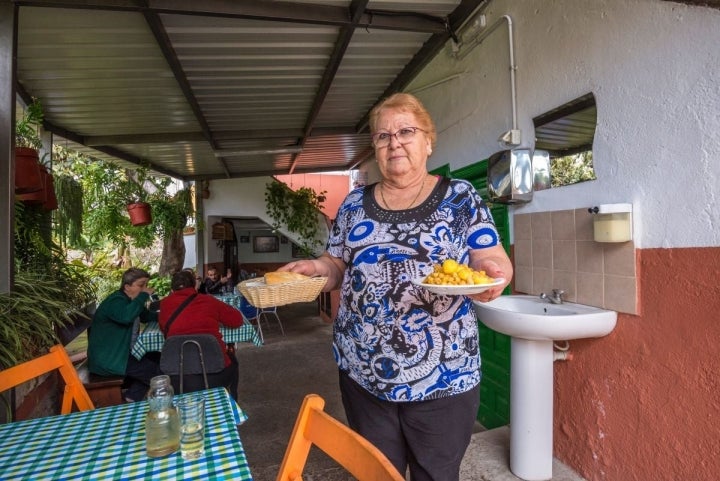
[158,270,243,399]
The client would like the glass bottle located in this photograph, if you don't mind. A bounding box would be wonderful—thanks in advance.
[145,374,180,457]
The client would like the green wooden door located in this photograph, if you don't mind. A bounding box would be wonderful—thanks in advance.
[450,160,511,429]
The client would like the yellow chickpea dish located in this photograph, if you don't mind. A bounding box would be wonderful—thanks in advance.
[422,260,495,286]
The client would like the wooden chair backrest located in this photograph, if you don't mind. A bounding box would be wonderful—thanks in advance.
[0,345,95,415]
[276,394,405,481]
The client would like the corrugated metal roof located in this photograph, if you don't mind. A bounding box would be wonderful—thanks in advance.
[12,0,718,180]
[13,0,488,180]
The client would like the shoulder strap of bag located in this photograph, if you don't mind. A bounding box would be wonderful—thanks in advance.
[162,293,198,336]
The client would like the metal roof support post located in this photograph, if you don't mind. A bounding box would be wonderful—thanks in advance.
[0,0,17,294]
[194,182,206,273]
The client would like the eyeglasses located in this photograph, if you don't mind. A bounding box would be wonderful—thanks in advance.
[371,127,426,148]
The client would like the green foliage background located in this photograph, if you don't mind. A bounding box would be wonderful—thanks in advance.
[265,181,326,257]
[550,151,596,187]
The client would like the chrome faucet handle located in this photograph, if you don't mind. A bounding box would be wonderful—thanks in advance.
[540,290,565,304]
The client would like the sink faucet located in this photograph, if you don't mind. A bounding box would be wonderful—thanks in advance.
[540,289,565,304]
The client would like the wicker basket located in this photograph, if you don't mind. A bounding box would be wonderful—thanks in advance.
[237,276,328,308]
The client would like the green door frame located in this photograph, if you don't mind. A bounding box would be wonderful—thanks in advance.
[446,160,511,429]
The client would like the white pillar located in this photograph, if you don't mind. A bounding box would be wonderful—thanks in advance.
[510,338,554,481]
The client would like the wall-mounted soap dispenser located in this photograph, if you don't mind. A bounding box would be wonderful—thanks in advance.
[588,203,633,242]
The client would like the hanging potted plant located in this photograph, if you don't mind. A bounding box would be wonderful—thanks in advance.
[14,98,44,194]
[17,154,58,209]
[127,201,152,226]
[123,166,153,226]
[16,165,48,205]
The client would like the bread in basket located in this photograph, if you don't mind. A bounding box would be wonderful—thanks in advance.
[237,272,327,308]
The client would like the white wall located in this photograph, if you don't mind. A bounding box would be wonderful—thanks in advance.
[197,176,330,265]
[203,176,270,218]
[400,0,720,249]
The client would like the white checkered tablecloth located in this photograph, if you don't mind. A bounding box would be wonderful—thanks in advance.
[131,320,262,360]
[0,387,252,481]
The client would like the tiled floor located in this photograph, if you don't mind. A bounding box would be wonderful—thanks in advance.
[234,301,585,481]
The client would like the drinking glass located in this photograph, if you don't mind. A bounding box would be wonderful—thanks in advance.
[177,394,206,460]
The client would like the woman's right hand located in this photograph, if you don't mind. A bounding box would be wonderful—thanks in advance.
[278,253,346,291]
[278,259,322,277]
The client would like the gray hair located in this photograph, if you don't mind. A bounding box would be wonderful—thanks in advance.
[120,267,151,290]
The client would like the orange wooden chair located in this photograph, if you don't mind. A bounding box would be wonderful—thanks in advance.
[0,344,95,416]
[276,394,405,481]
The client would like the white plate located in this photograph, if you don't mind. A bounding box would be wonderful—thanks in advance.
[412,277,506,295]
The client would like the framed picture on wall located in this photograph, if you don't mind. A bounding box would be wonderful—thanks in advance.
[291,243,305,258]
[253,235,279,253]
[239,235,250,244]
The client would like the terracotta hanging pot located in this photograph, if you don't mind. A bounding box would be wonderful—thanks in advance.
[15,147,43,194]
[200,180,210,199]
[17,166,49,205]
[127,202,152,226]
[43,172,58,211]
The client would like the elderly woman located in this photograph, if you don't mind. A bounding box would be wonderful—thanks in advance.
[281,93,513,480]
[88,267,161,402]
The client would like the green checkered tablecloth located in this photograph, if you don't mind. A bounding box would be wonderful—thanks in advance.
[0,387,252,480]
[132,321,262,360]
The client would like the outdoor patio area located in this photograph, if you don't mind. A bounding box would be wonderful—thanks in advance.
[234,301,585,481]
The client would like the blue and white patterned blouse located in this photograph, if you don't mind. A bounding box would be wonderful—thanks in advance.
[327,177,500,402]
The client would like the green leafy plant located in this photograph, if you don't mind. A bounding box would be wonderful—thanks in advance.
[59,155,193,251]
[53,174,84,248]
[149,187,193,239]
[76,251,125,302]
[550,151,596,187]
[148,275,172,297]
[14,174,97,309]
[52,146,85,248]
[15,98,43,150]
[0,271,92,370]
[265,181,326,257]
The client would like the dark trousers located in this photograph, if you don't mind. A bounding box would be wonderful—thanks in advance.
[124,353,162,401]
[339,370,480,481]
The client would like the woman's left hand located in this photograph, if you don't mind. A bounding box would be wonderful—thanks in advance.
[468,245,513,303]
[468,285,504,303]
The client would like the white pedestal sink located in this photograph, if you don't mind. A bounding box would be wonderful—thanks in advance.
[473,295,617,481]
